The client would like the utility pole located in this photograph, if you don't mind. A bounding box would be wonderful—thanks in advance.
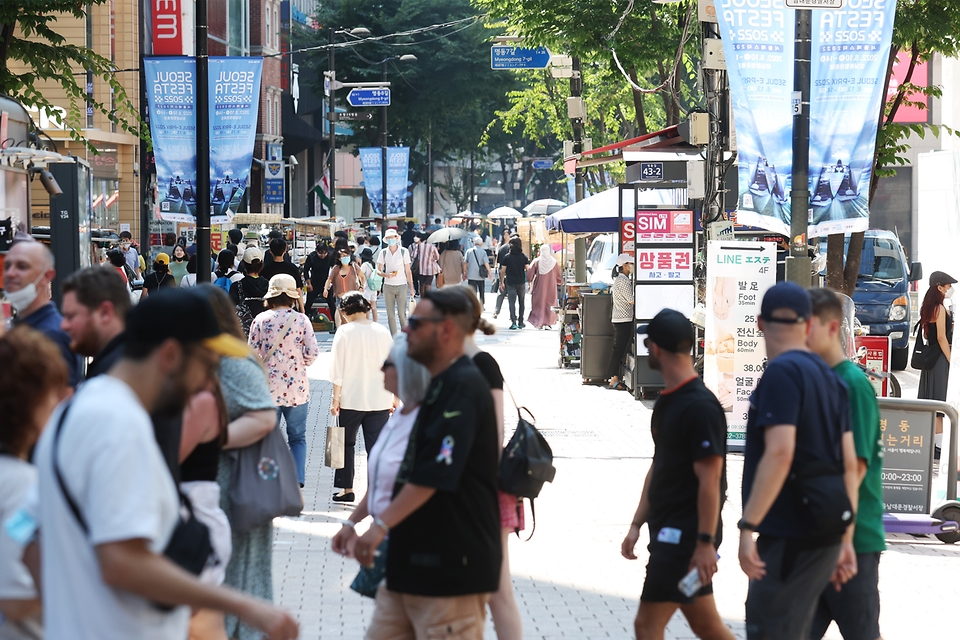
[380,60,388,235]
[787,9,812,286]
[570,56,586,282]
[195,0,211,282]
[428,123,434,222]
[327,28,336,220]
[469,150,475,211]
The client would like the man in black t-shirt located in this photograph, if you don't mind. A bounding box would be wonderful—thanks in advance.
[499,238,529,329]
[493,230,512,318]
[621,309,734,640]
[354,288,500,639]
[260,238,304,312]
[739,282,859,640]
[302,242,332,313]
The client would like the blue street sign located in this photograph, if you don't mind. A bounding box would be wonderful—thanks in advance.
[531,159,554,170]
[491,46,551,70]
[346,88,391,107]
[639,162,664,181]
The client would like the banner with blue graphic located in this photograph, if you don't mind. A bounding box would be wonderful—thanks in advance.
[359,147,384,215]
[716,1,896,237]
[145,57,197,223]
[386,146,410,216]
[145,57,262,223]
[209,57,262,222]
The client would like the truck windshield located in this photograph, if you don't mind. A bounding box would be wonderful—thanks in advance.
[859,237,903,280]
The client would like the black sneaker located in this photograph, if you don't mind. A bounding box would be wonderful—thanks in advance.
[518,321,526,329]
[509,323,519,330]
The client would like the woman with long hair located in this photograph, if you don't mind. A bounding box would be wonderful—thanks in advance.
[526,245,564,329]
[453,285,524,640]
[329,291,395,502]
[323,248,366,327]
[359,247,380,323]
[170,243,190,285]
[248,274,319,487]
[918,271,957,448]
[607,253,635,390]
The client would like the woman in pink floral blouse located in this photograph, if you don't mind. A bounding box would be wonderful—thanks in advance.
[248,273,319,486]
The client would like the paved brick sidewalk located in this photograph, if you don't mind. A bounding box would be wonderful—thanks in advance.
[271,304,960,639]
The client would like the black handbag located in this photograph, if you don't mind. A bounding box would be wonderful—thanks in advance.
[52,401,213,609]
[911,322,940,370]
[472,249,489,279]
[789,459,853,539]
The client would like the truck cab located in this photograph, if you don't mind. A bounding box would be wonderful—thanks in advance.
[820,229,922,370]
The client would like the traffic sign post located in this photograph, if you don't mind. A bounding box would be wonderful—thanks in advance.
[531,159,553,170]
[347,88,391,108]
[491,46,551,70]
[331,111,375,122]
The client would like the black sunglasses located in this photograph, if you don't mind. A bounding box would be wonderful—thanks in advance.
[407,315,446,331]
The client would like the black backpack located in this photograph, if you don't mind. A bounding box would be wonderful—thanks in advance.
[499,407,556,539]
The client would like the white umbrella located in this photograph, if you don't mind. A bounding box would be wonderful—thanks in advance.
[428,227,470,243]
[523,198,568,216]
[488,206,522,219]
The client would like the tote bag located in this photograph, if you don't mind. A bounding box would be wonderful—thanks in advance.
[228,425,304,532]
[325,416,345,469]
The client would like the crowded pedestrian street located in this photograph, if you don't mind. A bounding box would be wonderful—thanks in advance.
[268,301,960,640]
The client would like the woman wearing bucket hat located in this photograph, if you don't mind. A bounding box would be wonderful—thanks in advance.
[248,274,320,486]
[918,270,957,449]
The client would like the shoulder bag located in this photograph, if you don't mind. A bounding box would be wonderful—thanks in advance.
[788,459,853,539]
[911,321,940,370]
[261,312,299,364]
[52,401,213,610]
[472,248,489,279]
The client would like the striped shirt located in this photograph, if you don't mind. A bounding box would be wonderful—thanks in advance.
[411,242,441,276]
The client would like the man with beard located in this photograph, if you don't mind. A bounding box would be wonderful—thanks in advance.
[621,309,734,640]
[353,288,500,639]
[33,288,300,640]
[61,266,131,379]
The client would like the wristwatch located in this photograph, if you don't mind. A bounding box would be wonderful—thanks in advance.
[737,518,758,532]
[696,532,715,544]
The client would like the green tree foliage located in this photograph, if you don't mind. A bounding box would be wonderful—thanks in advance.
[0,1,141,149]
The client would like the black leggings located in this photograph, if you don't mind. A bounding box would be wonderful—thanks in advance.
[607,321,634,379]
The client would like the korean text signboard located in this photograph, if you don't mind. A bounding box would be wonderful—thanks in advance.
[635,249,694,282]
[704,241,777,446]
[636,210,694,244]
[880,408,935,514]
[633,209,696,335]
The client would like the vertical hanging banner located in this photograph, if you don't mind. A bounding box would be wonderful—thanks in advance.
[358,147,384,216]
[145,57,197,223]
[386,146,410,217]
[703,241,777,447]
[716,0,897,237]
[208,57,262,223]
[146,57,261,223]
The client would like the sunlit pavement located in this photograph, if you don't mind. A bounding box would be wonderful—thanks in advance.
[272,295,960,639]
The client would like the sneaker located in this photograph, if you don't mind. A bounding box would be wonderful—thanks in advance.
[518,321,526,329]
[509,323,519,330]
[493,313,498,319]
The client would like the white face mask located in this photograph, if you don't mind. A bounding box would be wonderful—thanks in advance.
[945,287,955,299]
[6,273,44,313]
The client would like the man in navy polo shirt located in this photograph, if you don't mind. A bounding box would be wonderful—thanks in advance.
[738,282,859,640]
[4,240,83,387]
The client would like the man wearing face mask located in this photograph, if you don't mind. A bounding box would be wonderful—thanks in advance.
[4,240,83,387]
[376,229,415,336]
[118,230,142,277]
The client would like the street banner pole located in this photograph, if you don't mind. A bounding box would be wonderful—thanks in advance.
[787,8,811,286]
[196,0,211,282]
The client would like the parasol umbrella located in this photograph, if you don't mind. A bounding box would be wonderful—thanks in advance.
[488,206,522,219]
[428,227,470,243]
[523,198,567,216]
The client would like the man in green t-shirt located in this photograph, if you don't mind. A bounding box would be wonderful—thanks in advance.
[806,287,885,640]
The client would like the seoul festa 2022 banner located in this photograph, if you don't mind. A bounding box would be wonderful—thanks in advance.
[358,148,384,216]
[145,57,262,224]
[716,0,896,237]
[386,146,410,216]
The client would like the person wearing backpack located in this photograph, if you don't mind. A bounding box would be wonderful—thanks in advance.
[213,250,242,295]
[359,248,382,323]
[621,309,734,640]
[229,248,270,336]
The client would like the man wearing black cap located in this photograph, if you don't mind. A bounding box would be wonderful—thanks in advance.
[621,309,734,640]
[33,288,299,640]
[738,282,859,640]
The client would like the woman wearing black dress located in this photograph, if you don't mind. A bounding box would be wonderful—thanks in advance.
[918,271,956,451]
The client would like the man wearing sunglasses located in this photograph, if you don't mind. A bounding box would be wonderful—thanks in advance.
[738,282,859,640]
[353,288,500,640]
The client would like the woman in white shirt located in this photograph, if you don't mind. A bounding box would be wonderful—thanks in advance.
[329,291,395,502]
[330,333,432,594]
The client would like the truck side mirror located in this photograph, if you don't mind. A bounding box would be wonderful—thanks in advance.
[910,262,923,282]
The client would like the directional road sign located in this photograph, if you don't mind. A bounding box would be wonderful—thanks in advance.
[346,88,391,108]
[336,112,375,122]
[491,46,551,70]
[531,159,554,170]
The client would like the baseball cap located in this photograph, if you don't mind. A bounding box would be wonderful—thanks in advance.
[760,281,812,323]
[125,288,250,358]
[615,253,632,267]
[242,246,264,264]
[384,229,400,239]
[155,252,170,265]
[930,271,958,288]
[264,274,301,300]
[636,309,693,353]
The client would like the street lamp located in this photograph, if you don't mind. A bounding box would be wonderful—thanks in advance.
[378,54,417,234]
[326,26,370,220]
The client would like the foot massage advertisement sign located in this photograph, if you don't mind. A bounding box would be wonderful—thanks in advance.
[703,241,778,447]
[145,57,263,224]
[715,0,896,237]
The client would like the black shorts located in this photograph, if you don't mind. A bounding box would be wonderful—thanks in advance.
[809,552,881,640]
[640,530,713,605]
[418,274,435,286]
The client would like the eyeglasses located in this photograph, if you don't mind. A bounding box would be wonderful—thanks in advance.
[381,360,395,372]
[407,315,446,331]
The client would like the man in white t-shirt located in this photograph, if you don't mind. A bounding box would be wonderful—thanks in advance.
[33,288,299,640]
[376,228,415,336]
